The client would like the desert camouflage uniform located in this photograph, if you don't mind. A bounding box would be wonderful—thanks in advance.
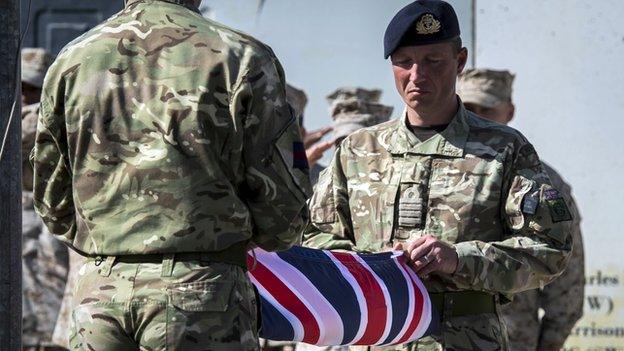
[501,162,584,351]
[32,0,311,349]
[304,103,572,351]
[22,47,70,351]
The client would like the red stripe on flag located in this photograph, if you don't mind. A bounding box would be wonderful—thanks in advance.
[393,260,425,344]
[330,251,387,345]
[247,255,321,344]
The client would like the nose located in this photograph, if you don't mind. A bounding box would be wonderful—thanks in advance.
[408,63,425,83]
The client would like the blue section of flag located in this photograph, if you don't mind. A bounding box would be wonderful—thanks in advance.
[277,247,361,344]
[259,295,295,341]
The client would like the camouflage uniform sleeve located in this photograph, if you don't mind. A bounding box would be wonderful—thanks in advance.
[302,144,357,251]
[451,142,572,294]
[538,185,585,349]
[234,48,311,252]
[32,67,76,241]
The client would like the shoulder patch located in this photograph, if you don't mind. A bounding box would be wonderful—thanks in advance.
[544,189,572,223]
[292,141,309,170]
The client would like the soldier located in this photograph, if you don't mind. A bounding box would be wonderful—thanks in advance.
[21,47,70,351]
[326,87,393,147]
[303,1,572,350]
[31,0,310,350]
[457,68,585,351]
[287,84,333,185]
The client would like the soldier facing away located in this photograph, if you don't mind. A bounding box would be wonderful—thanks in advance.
[31,0,311,350]
[21,47,70,351]
[458,68,585,351]
[303,1,572,350]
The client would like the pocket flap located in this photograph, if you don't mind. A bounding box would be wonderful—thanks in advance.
[168,280,233,312]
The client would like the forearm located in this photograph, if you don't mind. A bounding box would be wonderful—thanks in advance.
[452,236,570,294]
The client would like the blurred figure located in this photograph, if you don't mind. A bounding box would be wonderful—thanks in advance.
[326,87,393,146]
[287,84,333,185]
[458,68,585,351]
[21,47,69,351]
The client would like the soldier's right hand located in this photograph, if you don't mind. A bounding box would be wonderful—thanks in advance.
[395,235,459,277]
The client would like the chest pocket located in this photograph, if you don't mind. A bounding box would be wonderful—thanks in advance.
[346,155,398,251]
[428,156,504,243]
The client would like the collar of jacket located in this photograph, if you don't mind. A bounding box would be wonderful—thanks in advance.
[125,0,200,11]
[385,97,469,157]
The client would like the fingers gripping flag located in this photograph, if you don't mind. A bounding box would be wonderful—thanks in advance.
[247,246,435,346]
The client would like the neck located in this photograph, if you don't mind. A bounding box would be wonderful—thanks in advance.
[407,95,459,127]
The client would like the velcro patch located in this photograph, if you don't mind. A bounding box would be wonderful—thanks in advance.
[543,188,572,224]
[543,189,561,201]
[292,141,309,170]
[521,193,539,215]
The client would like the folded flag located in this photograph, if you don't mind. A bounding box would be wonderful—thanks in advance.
[247,246,435,346]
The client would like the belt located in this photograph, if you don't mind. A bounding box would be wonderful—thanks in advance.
[429,291,497,317]
[87,241,248,270]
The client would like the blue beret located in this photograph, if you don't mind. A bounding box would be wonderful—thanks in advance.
[384,0,460,59]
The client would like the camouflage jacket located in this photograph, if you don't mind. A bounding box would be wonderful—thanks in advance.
[304,103,571,297]
[502,162,584,350]
[32,0,311,256]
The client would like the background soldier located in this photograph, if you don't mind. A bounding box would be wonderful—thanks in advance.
[21,47,69,351]
[458,68,585,351]
[31,0,310,349]
[303,1,572,350]
[287,84,333,186]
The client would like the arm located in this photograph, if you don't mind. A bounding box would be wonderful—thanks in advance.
[32,68,76,242]
[451,143,572,294]
[303,145,357,251]
[537,189,584,350]
[235,49,311,252]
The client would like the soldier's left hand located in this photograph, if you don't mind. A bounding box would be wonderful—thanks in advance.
[394,235,459,277]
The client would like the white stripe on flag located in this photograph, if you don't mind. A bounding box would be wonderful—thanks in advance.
[404,264,433,341]
[387,258,417,345]
[263,252,344,346]
[325,251,368,345]
[351,253,394,345]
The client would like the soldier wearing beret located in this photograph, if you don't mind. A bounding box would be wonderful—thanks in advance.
[31,0,311,349]
[458,68,585,351]
[303,1,572,350]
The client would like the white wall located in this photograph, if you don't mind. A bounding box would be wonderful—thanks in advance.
[476,1,624,348]
[475,0,624,266]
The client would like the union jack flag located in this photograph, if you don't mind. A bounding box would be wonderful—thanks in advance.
[247,246,435,346]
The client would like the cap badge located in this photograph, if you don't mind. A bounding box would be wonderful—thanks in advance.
[415,13,441,35]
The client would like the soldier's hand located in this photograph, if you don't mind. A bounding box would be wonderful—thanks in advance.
[394,235,459,277]
[306,140,334,168]
[303,126,332,148]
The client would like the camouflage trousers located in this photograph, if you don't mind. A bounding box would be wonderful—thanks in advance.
[69,256,259,351]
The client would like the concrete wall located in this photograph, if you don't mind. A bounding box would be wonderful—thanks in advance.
[475,1,624,349]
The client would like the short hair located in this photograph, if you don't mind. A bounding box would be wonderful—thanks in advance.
[450,36,463,54]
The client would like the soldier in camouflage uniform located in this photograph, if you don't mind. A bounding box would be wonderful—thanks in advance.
[458,68,585,351]
[303,1,572,350]
[21,47,70,351]
[31,0,311,350]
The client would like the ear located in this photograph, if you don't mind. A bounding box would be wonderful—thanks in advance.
[507,103,516,123]
[457,48,468,74]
